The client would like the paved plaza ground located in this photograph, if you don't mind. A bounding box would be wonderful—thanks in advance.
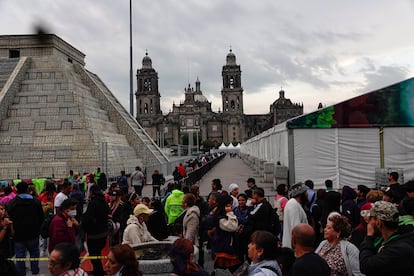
[29,154,277,275]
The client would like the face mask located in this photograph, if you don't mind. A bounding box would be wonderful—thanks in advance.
[67,210,77,217]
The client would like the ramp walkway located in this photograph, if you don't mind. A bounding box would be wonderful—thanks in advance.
[140,154,276,199]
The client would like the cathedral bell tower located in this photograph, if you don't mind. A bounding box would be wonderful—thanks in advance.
[221,49,245,144]
[135,52,162,139]
[221,48,243,115]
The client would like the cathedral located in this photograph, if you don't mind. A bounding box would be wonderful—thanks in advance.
[135,49,303,149]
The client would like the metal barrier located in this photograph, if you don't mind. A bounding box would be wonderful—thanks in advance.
[181,153,226,186]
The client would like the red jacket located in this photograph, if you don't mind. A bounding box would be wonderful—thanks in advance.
[177,165,186,177]
[48,214,76,253]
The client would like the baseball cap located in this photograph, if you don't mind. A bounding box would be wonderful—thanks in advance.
[369,200,399,222]
[290,182,308,197]
[360,202,373,217]
[133,204,153,216]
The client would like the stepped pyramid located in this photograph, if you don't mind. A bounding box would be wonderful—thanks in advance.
[0,34,168,179]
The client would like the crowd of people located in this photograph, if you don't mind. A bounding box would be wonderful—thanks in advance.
[2,166,414,275]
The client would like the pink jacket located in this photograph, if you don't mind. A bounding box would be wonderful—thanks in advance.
[0,193,16,206]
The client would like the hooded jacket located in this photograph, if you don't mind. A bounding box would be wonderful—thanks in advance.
[183,205,200,246]
[122,215,157,246]
[164,189,184,224]
[360,230,414,276]
[341,186,359,227]
[7,194,44,242]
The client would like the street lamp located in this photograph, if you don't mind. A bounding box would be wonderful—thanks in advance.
[129,0,134,116]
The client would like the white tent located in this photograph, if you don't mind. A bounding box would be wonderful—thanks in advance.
[218,142,227,150]
[241,78,414,189]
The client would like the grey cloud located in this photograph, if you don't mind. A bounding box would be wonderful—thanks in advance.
[358,60,410,93]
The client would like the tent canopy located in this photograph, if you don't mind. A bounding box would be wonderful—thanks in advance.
[288,77,414,129]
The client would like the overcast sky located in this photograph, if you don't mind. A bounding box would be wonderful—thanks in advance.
[1,0,414,115]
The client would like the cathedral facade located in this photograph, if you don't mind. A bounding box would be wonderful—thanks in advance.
[135,50,303,149]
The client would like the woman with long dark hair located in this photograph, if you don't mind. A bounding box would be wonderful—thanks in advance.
[104,243,143,276]
[82,184,110,276]
[233,193,251,263]
[0,202,14,258]
[211,194,240,272]
[169,238,207,276]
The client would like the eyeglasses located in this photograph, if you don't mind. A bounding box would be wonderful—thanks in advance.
[49,260,62,267]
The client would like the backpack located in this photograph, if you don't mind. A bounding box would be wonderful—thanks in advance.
[269,207,281,237]
[40,211,55,239]
[169,209,186,236]
[159,174,165,185]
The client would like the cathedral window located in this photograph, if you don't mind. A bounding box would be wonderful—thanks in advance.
[144,79,151,91]
[144,103,148,114]
[138,79,142,91]
[230,100,235,109]
[229,76,234,88]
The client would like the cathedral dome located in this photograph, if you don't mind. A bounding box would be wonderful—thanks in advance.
[142,51,152,69]
[226,49,237,65]
[194,94,208,103]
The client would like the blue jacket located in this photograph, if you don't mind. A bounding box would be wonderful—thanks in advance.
[248,260,281,276]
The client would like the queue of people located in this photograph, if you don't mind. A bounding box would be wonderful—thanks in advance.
[3,167,414,276]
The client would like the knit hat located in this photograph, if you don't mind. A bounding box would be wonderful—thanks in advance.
[133,204,153,216]
[360,202,373,217]
[228,183,239,193]
[357,185,370,196]
[290,182,308,197]
[369,200,399,222]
